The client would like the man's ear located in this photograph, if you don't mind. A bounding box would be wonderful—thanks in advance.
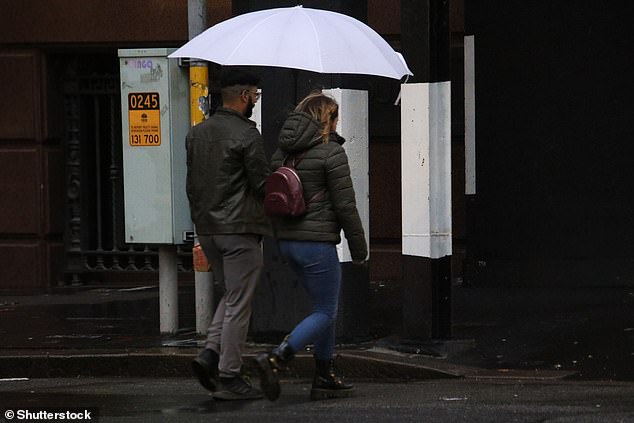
[239,89,248,103]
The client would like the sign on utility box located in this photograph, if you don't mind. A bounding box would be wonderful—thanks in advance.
[118,48,192,244]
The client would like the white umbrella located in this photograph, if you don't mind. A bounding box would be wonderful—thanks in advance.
[168,5,412,80]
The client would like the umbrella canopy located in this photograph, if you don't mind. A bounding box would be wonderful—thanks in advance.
[169,5,412,80]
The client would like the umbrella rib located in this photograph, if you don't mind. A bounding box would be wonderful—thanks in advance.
[300,8,324,73]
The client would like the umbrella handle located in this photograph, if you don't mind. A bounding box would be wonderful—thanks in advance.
[393,75,410,106]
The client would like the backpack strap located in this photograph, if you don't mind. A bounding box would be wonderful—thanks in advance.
[283,153,305,168]
[283,152,325,204]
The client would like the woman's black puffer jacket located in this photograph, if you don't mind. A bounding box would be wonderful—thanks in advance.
[270,111,368,262]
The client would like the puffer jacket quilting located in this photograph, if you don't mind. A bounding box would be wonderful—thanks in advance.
[271,112,368,261]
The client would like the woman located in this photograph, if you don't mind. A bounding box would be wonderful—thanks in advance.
[255,92,368,401]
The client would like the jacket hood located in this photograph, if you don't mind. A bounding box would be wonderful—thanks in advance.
[278,112,324,154]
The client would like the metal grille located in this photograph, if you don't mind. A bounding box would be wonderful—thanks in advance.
[62,56,192,285]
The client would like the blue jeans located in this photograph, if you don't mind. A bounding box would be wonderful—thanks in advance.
[279,240,341,360]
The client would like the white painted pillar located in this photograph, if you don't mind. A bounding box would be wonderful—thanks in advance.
[401,82,452,259]
[324,88,370,340]
[159,245,179,334]
[324,88,370,262]
[194,252,213,335]
[464,35,476,195]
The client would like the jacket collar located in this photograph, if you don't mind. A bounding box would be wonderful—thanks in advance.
[215,107,256,126]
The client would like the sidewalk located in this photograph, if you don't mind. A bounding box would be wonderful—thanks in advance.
[0,283,632,382]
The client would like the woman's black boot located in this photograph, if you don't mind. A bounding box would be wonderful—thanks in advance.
[254,340,294,401]
[310,358,355,400]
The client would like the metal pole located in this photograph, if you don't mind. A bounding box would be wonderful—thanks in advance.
[159,245,179,334]
[188,0,214,335]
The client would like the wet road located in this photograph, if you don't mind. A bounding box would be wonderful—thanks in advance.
[1,377,633,422]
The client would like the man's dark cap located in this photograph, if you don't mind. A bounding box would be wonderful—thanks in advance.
[220,67,260,88]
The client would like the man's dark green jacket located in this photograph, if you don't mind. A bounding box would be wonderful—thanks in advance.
[186,107,271,236]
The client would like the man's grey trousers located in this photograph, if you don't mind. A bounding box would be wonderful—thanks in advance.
[198,234,263,378]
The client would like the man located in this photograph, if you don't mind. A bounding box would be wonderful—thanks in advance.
[186,68,270,400]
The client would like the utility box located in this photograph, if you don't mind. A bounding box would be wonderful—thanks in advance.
[118,48,192,244]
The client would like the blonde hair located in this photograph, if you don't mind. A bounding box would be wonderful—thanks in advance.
[295,91,339,142]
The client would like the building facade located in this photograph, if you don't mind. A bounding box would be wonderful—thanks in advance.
[3,0,630,326]
[1,0,464,292]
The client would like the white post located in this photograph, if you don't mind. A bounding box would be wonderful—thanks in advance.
[401,82,452,259]
[323,88,370,339]
[195,270,213,335]
[464,35,476,195]
[324,88,370,262]
[159,245,179,334]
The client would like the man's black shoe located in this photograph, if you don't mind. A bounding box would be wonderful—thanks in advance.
[213,375,263,401]
[192,348,219,392]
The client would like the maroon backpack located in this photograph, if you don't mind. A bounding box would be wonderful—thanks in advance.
[264,155,323,217]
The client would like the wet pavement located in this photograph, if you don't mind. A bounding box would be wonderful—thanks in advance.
[0,288,166,350]
[0,283,632,382]
[1,377,634,422]
[450,285,634,381]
